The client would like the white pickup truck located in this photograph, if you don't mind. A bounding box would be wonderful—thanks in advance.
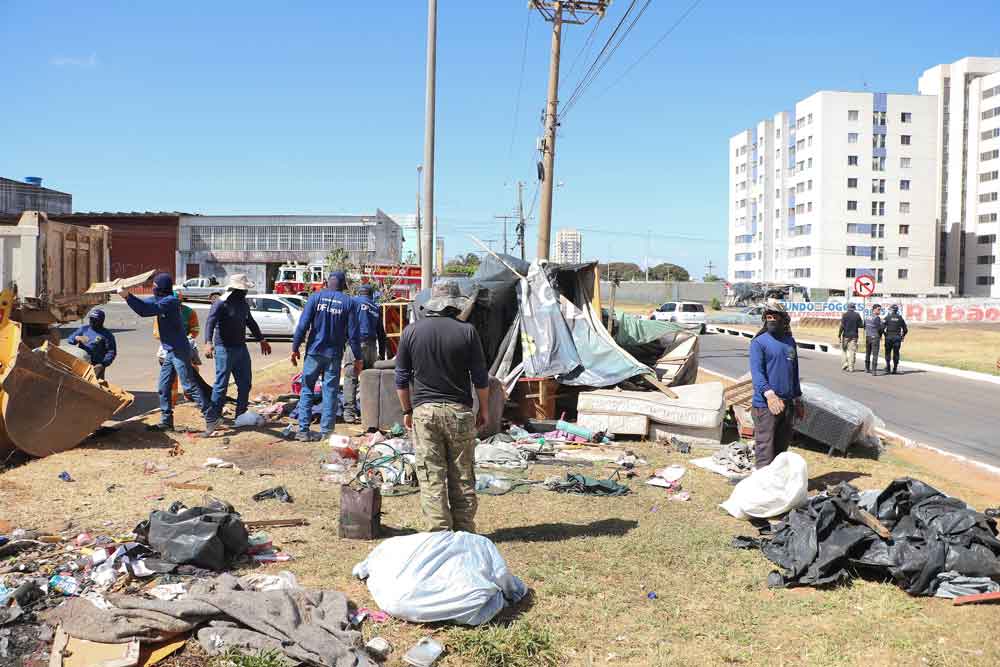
[176,276,225,302]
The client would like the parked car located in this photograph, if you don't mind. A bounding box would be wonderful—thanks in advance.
[245,294,305,338]
[177,277,224,302]
[651,301,707,334]
[743,305,765,319]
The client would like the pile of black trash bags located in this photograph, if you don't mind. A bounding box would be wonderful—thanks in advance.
[739,478,1000,596]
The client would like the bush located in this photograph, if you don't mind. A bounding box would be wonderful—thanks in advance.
[710,297,722,311]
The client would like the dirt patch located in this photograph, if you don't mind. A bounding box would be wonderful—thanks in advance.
[892,444,1000,507]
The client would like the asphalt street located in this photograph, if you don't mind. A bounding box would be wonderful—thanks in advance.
[698,331,1000,467]
[59,301,293,420]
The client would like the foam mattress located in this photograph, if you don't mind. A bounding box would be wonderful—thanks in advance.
[576,382,725,430]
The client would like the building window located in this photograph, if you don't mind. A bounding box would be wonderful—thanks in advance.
[845,268,857,278]
[981,170,1000,182]
[983,106,1000,120]
[848,177,858,188]
[807,157,813,168]
[847,200,858,211]
[981,149,999,161]
[807,202,813,212]
[877,268,884,282]
[847,223,872,234]
[797,139,805,151]
[796,203,805,214]
[848,132,859,144]
[976,276,997,286]
[899,224,910,235]
[977,255,996,265]
[872,156,886,171]
[901,135,912,145]
[899,202,911,214]
[983,128,1000,140]
[848,109,859,121]
[776,128,781,138]
[807,179,813,190]
[900,157,912,168]
[980,192,999,203]
[846,246,857,256]
[874,111,887,126]
[873,224,885,238]
[898,269,909,279]
[901,112,912,123]
[979,213,999,223]
[899,247,909,258]
[900,179,911,191]
[797,160,805,171]
[873,134,886,149]
[796,182,805,193]
[807,135,813,147]
[871,201,885,216]
[807,113,813,124]
[872,179,885,194]
[848,155,859,166]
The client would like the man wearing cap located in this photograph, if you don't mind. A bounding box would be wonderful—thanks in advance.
[68,308,117,380]
[864,304,885,375]
[118,273,210,432]
[291,271,362,441]
[883,304,908,375]
[749,299,803,468]
[838,302,864,373]
[203,274,271,434]
[395,281,489,532]
[342,283,388,424]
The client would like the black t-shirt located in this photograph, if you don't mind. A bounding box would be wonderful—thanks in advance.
[839,311,863,339]
[394,315,489,408]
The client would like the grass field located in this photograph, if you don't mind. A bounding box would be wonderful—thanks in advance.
[3,361,1000,665]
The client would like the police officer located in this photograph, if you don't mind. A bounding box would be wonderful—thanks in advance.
[342,283,388,424]
[69,308,117,380]
[883,304,908,375]
[290,271,363,441]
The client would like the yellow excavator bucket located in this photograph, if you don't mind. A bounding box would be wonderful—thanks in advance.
[0,289,133,459]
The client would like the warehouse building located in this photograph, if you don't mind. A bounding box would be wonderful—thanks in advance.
[0,177,71,216]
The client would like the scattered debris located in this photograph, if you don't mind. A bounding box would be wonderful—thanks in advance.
[252,486,293,503]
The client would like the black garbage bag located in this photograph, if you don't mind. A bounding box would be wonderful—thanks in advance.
[144,502,249,571]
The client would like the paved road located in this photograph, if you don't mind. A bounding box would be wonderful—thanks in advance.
[699,331,1000,468]
[59,301,292,420]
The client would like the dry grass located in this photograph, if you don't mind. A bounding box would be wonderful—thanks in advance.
[730,322,1000,374]
[3,360,1000,666]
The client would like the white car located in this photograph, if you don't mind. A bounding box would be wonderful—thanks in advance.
[651,301,707,334]
[246,294,305,338]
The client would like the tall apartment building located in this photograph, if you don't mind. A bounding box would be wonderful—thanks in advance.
[919,57,1000,297]
[554,228,583,263]
[728,91,941,296]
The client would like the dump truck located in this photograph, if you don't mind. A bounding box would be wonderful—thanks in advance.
[0,211,138,459]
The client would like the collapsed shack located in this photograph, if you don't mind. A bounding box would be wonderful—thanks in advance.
[412,255,706,441]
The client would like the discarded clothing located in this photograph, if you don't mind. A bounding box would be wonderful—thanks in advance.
[933,571,1000,599]
[474,439,528,470]
[45,574,370,667]
[755,479,1000,596]
[545,473,630,496]
[712,442,753,475]
[720,452,808,520]
[352,531,526,626]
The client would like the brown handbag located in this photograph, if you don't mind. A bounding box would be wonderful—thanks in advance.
[339,484,382,540]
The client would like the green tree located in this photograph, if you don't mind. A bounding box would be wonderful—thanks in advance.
[703,273,723,282]
[650,263,690,282]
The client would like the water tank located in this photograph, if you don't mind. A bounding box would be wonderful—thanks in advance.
[24,177,43,187]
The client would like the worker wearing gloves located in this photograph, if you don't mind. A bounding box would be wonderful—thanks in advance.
[69,308,116,380]
[119,273,209,433]
[864,304,885,375]
[838,302,864,373]
[291,271,362,441]
[749,298,803,469]
[203,274,271,434]
[155,291,211,405]
[342,283,388,424]
[883,304,909,375]
[395,281,489,533]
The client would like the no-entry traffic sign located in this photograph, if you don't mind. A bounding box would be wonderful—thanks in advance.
[854,274,876,297]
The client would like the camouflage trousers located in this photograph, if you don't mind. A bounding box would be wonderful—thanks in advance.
[412,402,478,533]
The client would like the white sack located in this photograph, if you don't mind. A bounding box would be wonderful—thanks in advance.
[352,531,527,626]
[719,451,809,519]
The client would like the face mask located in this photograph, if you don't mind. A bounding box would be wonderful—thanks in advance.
[766,321,781,335]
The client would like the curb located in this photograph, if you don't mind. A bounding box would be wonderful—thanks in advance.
[708,326,1000,386]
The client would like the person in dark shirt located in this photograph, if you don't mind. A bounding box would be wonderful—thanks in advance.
[883,304,909,374]
[395,281,489,532]
[68,308,116,380]
[291,271,362,441]
[118,273,210,432]
[864,304,885,375]
[342,283,388,423]
[838,302,864,373]
[749,298,803,468]
[203,274,271,434]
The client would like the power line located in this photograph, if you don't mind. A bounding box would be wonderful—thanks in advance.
[506,10,533,166]
[560,12,602,87]
[600,0,704,96]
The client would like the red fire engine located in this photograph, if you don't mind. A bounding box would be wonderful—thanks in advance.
[274,262,421,299]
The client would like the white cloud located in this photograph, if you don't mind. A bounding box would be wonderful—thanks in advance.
[50,53,98,67]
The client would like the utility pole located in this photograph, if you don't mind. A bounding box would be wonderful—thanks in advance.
[531,1,608,261]
[415,165,423,266]
[516,181,526,260]
[420,0,437,290]
[645,230,651,282]
[494,214,516,255]
[705,259,715,279]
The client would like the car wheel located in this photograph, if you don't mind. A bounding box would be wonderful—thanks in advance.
[700,324,707,334]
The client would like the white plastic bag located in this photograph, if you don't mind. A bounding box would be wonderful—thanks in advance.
[719,451,808,519]
[234,410,265,427]
[352,531,527,626]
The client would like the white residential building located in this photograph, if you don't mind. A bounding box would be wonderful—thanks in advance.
[554,228,583,263]
[919,57,1000,297]
[729,90,943,296]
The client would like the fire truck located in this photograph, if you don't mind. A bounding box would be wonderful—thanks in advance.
[274,262,421,299]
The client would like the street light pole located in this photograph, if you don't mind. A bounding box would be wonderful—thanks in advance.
[420,0,437,289]
[415,165,423,266]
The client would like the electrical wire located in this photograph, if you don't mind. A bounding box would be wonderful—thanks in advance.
[506,10,533,167]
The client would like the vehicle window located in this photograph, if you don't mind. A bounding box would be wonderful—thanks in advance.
[260,298,287,313]
[209,277,219,285]
[281,270,296,281]
[659,303,676,312]
[682,304,704,313]
[282,296,305,309]
[183,279,197,287]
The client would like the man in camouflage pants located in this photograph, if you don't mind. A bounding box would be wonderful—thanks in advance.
[395,282,489,532]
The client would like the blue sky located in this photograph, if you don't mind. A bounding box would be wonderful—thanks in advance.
[3,1,999,277]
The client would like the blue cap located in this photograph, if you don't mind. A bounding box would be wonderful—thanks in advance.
[328,271,347,290]
[153,273,174,296]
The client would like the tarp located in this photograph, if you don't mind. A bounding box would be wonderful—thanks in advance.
[517,261,582,378]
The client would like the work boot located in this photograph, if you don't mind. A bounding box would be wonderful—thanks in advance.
[146,423,174,433]
[295,430,322,442]
[202,418,222,438]
[342,413,359,425]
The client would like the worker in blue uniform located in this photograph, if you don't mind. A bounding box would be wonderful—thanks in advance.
[68,308,117,380]
[342,283,388,424]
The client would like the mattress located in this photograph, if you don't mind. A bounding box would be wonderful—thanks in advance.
[576,382,725,430]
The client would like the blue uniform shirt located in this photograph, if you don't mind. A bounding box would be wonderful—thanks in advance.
[205,292,263,347]
[749,331,802,408]
[68,324,117,366]
[125,293,191,360]
[353,294,388,350]
[292,289,362,359]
